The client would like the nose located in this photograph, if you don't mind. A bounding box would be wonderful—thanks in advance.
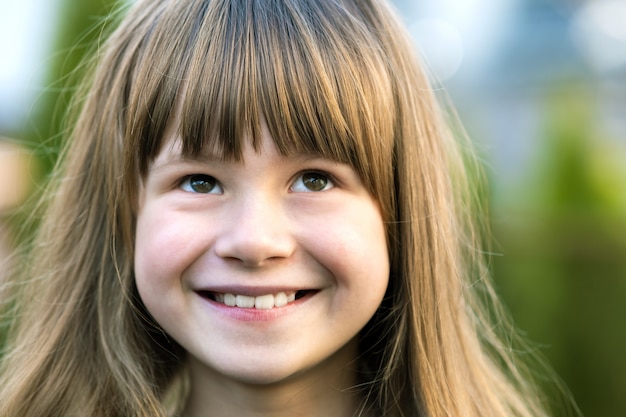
[214,194,295,267]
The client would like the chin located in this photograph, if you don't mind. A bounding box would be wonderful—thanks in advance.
[216,360,313,386]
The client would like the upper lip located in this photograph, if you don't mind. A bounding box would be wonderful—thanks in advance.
[193,285,316,297]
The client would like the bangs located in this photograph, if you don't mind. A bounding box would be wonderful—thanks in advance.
[124,0,397,200]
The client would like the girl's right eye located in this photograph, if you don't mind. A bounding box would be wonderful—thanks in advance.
[179,174,223,194]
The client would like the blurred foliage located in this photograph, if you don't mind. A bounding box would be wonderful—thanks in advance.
[23,0,121,176]
[7,0,121,244]
[492,86,626,417]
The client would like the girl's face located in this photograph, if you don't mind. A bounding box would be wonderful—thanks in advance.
[134,123,389,387]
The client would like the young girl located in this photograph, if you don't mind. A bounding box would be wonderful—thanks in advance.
[0,0,558,416]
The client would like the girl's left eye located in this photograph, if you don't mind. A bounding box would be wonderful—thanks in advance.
[180,174,223,194]
[290,172,334,193]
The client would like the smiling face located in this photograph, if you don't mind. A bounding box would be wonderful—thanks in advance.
[134,123,389,388]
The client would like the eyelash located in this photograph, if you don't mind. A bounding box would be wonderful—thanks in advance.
[179,174,223,194]
[177,170,336,194]
[290,171,335,193]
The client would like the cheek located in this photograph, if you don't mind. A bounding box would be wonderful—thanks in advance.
[310,202,389,295]
[350,217,389,290]
[134,206,210,326]
[134,210,166,299]
[134,207,201,290]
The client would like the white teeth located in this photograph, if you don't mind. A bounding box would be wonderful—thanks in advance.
[254,294,274,310]
[224,293,236,307]
[214,291,298,309]
[236,295,255,308]
[274,292,287,308]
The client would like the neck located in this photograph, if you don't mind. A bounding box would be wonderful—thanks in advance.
[182,341,365,417]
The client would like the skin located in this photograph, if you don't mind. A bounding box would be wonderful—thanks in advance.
[134,123,389,417]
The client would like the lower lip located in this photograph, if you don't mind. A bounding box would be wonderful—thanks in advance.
[196,292,316,322]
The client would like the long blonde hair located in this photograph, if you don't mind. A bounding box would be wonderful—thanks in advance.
[1,0,553,415]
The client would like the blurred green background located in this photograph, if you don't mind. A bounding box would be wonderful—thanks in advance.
[1,0,625,416]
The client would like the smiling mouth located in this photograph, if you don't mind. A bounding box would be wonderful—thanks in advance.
[199,290,314,310]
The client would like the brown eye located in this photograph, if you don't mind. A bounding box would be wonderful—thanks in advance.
[181,174,223,194]
[291,172,333,192]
